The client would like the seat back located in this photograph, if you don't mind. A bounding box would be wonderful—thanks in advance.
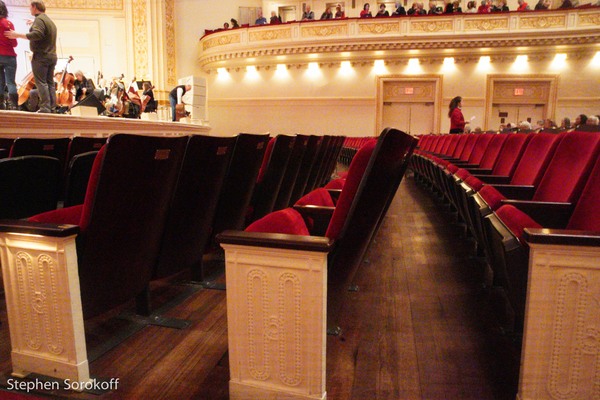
[77,134,188,318]
[273,134,309,211]
[567,156,600,231]
[153,135,235,280]
[451,134,470,159]
[318,135,345,187]
[467,133,494,164]
[477,133,509,169]
[457,134,479,161]
[211,133,270,235]
[304,136,332,193]
[10,137,71,171]
[0,156,61,219]
[509,132,562,185]
[249,134,295,222]
[532,131,600,203]
[0,137,14,157]
[66,136,107,168]
[288,135,322,206]
[490,133,531,177]
[63,151,98,207]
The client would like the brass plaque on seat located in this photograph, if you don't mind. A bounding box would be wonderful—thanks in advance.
[154,149,171,160]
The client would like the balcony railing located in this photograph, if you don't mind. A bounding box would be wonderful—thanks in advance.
[198,7,600,71]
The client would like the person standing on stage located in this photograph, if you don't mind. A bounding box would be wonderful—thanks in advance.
[448,96,465,134]
[0,1,18,110]
[169,83,191,121]
[5,1,57,113]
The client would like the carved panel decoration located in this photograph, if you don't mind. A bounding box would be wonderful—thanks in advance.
[359,22,400,34]
[578,12,600,27]
[203,33,242,50]
[464,18,509,31]
[518,243,600,400]
[132,0,148,79]
[249,29,292,42]
[5,0,123,9]
[519,15,566,29]
[301,24,347,38]
[383,81,436,102]
[493,81,550,104]
[411,20,453,33]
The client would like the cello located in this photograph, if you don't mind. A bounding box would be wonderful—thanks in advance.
[17,71,36,106]
[56,55,75,108]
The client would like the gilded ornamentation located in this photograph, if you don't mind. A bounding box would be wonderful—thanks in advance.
[132,0,148,80]
[578,12,600,26]
[204,33,242,50]
[165,0,177,87]
[519,15,566,29]
[278,272,302,387]
[249,29,292,42]
[359,22,399,34]
[464,18,508,31]
[247,269,271,381]
[411,20,453,33]
[5,0,123,9]
[301,24,347,38]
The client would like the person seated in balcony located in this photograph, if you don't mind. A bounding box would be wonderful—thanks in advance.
[492,0,510,12]
[408,2,427,14]
[534,0,550,9]
[451,1,463,12]
[222,22,229,29]
[376,3,390,16]
[393,2,407,14]
[335,4,346,18]
[517,0,531,11]
[321,7,334,19]
[465,1,477,12]
[428,1,442,14]
[270,11,282,24]
[302,5,315,20]
[255,10,267,25]
[558,0,574,8]
[477,0,492,12]
[360,3,373,17]
[230,18,239,28]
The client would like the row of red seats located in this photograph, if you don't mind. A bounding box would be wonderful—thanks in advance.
[219,128,418,331]
[411,130,600,335]
[339,137,373,166]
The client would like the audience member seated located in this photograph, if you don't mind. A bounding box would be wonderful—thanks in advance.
[270,11,281,24]
[534,0,550,9]
[518,120,533,131]
[376,3,390,16]
[321,7,334,19]
[230,18,239,28]
[360,3,373,17]
[465,0,477,12]
[408,2,427,14]
[302,5,315,20]
[428,1,443,14]
[574,114,587,129]
[222,22,229,29]
[517,0,531,10]
[587,115,600,126]
[255,10,267,25]
[335,4,346,18]
[492,0,510,11]
[451,1,463,12]
[558,0,573,8]
[393,2,407,14]
[478,0,492,12]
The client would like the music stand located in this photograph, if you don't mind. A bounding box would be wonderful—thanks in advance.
[72,93,106,115]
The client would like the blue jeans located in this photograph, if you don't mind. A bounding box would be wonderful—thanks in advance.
[31,53,57,113]
[0,55,17,96]
[169,95,177,121]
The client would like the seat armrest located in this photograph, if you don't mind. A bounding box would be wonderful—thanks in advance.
[524,228,600,247]
[293,204,336,236]
[491,184,535,200]
[452,162,479,168]
[475,175,511,184]
[463,167,493,174]
[499,200,574,228]
[0,219,80,237]
[327,189,342,202]
[217,230,333,252]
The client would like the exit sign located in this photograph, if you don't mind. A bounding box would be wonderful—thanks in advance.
[514,88,524,96]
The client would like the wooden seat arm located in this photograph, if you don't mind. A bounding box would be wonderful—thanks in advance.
[524,228,600,247]
[463,167,493,174]
[0,219,80,237]
[499,200,574,228]
[293,204,336,236]
[475,175,511,184]
[491,184,535,200]
[216,230,333,252]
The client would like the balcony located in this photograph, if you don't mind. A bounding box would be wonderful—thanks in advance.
[198,8,600,71]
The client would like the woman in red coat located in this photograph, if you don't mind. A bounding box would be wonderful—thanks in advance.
[448,96,465,133]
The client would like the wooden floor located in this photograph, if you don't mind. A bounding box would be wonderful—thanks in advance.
[0,173,520,400]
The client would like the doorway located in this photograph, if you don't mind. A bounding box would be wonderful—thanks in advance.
[279,6,296,22]
[490,104,545,131]
[376,75,443,135]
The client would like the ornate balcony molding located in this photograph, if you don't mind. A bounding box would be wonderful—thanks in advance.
[198,9,600,71]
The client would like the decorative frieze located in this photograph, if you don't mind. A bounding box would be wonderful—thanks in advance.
[519,15,566,29]
[249,29,292,42]
[203,33,242,50]
[5,0,123,9]
[410,20,453,33]
[358,22,400,34]
[464,18,509,31]
[301,24,347,38]
[578,12,600,26]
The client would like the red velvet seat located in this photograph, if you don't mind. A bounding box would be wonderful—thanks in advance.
[223,128,417,330]
[27,134,188,319]
[63,150,98,207]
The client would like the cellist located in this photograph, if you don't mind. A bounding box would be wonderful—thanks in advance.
[5,1,58,113]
